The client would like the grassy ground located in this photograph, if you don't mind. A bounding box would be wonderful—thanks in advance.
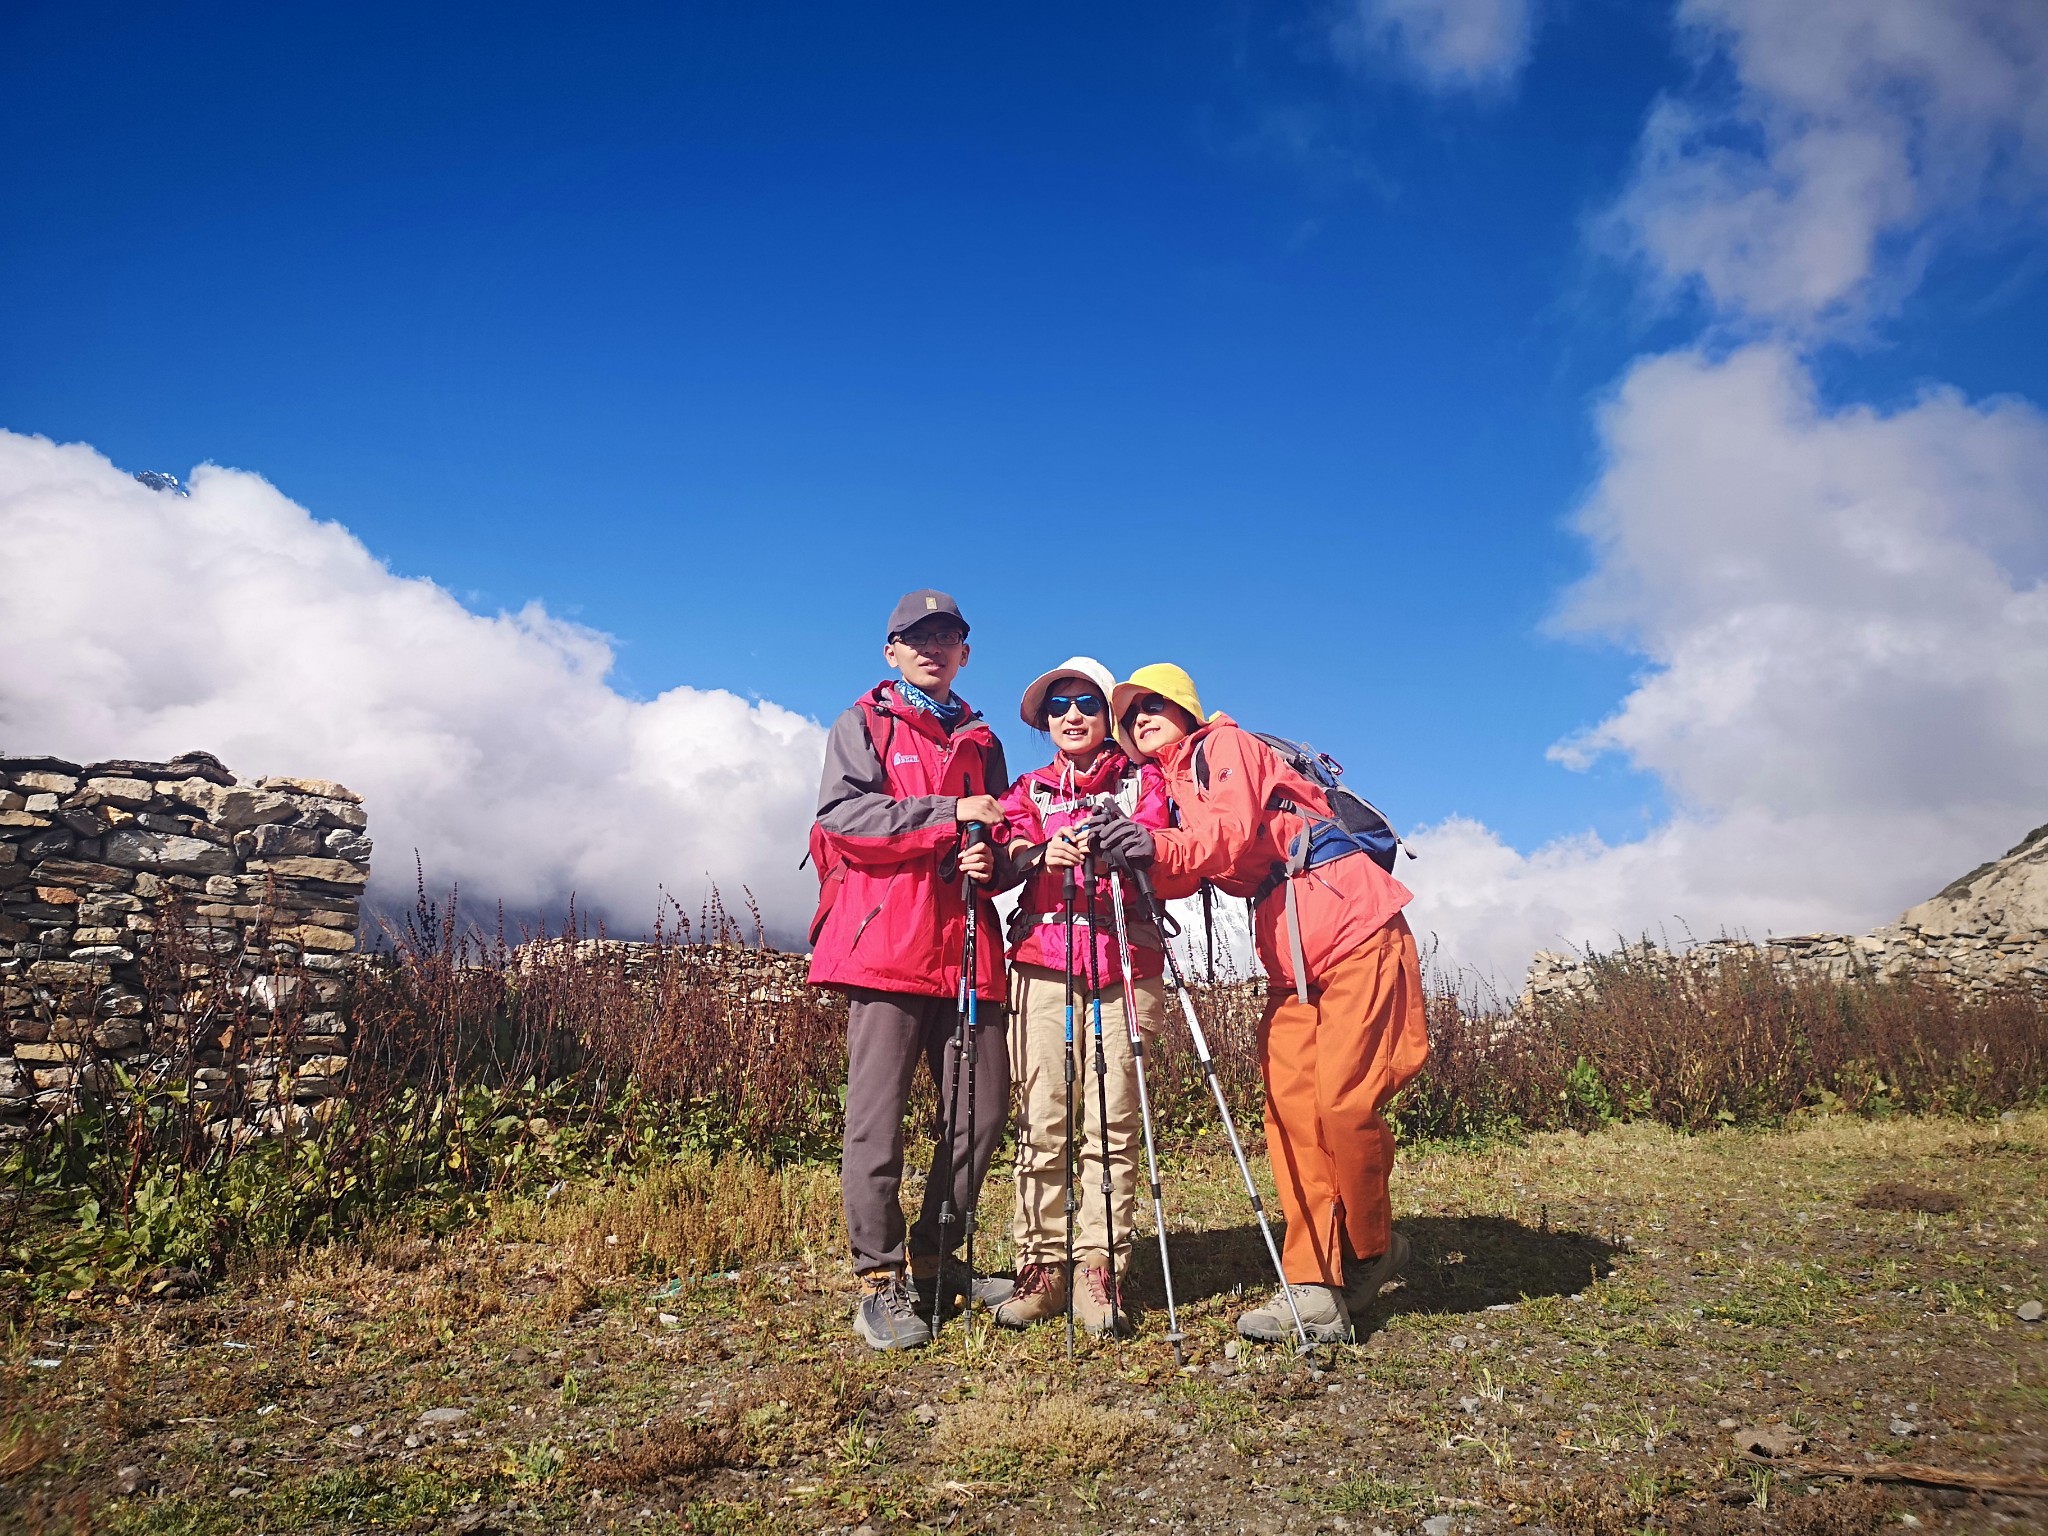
[3,1111,2044,1535]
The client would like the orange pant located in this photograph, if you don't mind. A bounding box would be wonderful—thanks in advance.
[1258,913,1429,1286]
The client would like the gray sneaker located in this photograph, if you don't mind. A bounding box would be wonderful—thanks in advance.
[1342,1229,1411,1313]
[1235,1282,1352,1345]
[853,1270,931,1351]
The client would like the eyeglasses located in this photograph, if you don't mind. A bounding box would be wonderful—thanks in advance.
[1044,694,1104,718]
[1133,694,1174,716]
[893,626,966,651]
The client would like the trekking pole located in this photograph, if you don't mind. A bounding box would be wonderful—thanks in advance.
[961,819,987,1317]
[1131,868,1308,1350]
[1083,853,1120,1337]
[1062,864,1079,1361]
[932,813,989,1339]
[1105,864,1184,1365]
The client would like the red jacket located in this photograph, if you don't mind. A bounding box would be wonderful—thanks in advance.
[996,746,1171,983]
[806,682,1009,1001]
[1148,715,1412,994]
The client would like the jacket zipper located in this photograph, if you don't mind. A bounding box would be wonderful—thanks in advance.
[850,904,884,949]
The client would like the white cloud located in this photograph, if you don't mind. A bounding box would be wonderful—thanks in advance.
[0,432,826,939]
[1403,344,2048,984]
[1331,0,1536,94]
[1604,0,2048,326]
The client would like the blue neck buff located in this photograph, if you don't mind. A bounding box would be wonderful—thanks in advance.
[895,678,966,730]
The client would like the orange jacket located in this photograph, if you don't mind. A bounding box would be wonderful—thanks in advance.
[1148,715,1413,994]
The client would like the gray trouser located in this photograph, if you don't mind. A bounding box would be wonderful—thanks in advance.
[842,987,1010,1276]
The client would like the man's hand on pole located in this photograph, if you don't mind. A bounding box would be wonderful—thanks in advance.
[957,839,995,884]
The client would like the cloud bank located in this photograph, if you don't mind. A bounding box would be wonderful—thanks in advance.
[1400,0,2048,983]
[1331,0,1537,94]
[1604,0,2048,328]
[0,432,826,938]
[1405,345,2048,980]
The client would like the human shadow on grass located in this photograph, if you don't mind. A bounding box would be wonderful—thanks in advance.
[1118,1215,1615,1319]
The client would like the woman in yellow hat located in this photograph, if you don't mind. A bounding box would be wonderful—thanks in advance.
[1087,663,1428,1345]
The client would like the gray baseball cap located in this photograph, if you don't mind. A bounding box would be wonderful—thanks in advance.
[886,589,969,639]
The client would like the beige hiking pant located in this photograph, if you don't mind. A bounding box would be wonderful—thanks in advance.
[1007,962,1165,1266]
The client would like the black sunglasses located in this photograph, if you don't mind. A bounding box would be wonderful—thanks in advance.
[1044,693,1105,718]
[1134,694,1173,715]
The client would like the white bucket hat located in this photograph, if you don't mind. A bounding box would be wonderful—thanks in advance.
[1018,655,1118,729]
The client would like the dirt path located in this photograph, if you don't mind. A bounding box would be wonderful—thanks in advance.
[4,1112,2044,1535]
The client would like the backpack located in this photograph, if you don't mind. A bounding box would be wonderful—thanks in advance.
[1188,730,1413,996]
[1192,730,1411,876]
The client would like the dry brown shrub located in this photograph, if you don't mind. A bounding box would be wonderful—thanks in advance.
[546,1269,598,1323]
[585,1359,875,1487]
[0,1416,61,1478]
[507,1153,842,1278]
[1854,1181,1962,1214]
[939,1376,1140,1486]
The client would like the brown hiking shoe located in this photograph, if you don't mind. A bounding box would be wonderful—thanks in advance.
[1073,1261,1127,1338]
[991,1262,1067,1329]
[1342,1230,1411,1313]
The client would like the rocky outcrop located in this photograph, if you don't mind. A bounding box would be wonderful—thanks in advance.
[0,751,371,1140]
[1526,821,2048,1001]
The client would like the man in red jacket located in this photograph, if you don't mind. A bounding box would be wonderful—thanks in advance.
[807,590,1011,1350]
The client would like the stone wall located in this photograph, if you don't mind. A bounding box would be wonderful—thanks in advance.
[0,751,371,1140]
[1526,821,2048,1003]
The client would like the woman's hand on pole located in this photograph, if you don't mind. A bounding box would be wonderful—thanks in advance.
[1043,828,1085,870]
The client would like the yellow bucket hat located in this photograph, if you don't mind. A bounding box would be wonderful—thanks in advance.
[1111,663,1207,752]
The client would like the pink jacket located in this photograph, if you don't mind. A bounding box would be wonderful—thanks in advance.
[997,746,1172,983]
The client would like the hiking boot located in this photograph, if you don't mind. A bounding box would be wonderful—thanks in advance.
[1235,1282,1351,1345]
[1073,1261,1127,1338]
[853,1270,931,1351]
[909,1254,1012,1318]
[1343,1230,1411,1313]
[991,1262,1068,1329]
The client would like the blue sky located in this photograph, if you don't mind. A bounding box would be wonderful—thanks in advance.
[5,1,2046,971]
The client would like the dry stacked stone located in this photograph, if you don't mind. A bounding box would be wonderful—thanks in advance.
[0,750,370,1141]
[1526,820,2048,1004]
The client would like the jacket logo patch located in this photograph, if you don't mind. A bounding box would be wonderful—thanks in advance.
[893,754,921,766]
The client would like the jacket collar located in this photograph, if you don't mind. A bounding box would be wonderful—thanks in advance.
[867,680,989,743]
[1023,743,1129,793]
[1153,712,1231,775]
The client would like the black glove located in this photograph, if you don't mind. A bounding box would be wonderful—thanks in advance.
[1086,805,1155,870]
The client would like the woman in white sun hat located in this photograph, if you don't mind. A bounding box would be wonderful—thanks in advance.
[988,656,1173,1338]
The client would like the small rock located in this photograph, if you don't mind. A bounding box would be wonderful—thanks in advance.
[1447,1334,1469,1352]
[911,1403,938,1427]
[417,1406,469,1431]
[346,1424,366,1439]
[852,1526,877,1536]
[1889,1417,1919,1438]
[2017,1299,2043,1323]
[657,1312,680,1328]
[1717,1417,1739,1430]
[403,1435,420,1449]
[1733,1424,1806,1458]
[1423,1517,1455,1536]
[113,1464,151,1496]
[1458,1396,1483,1415]
[504,1347,535,1367]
